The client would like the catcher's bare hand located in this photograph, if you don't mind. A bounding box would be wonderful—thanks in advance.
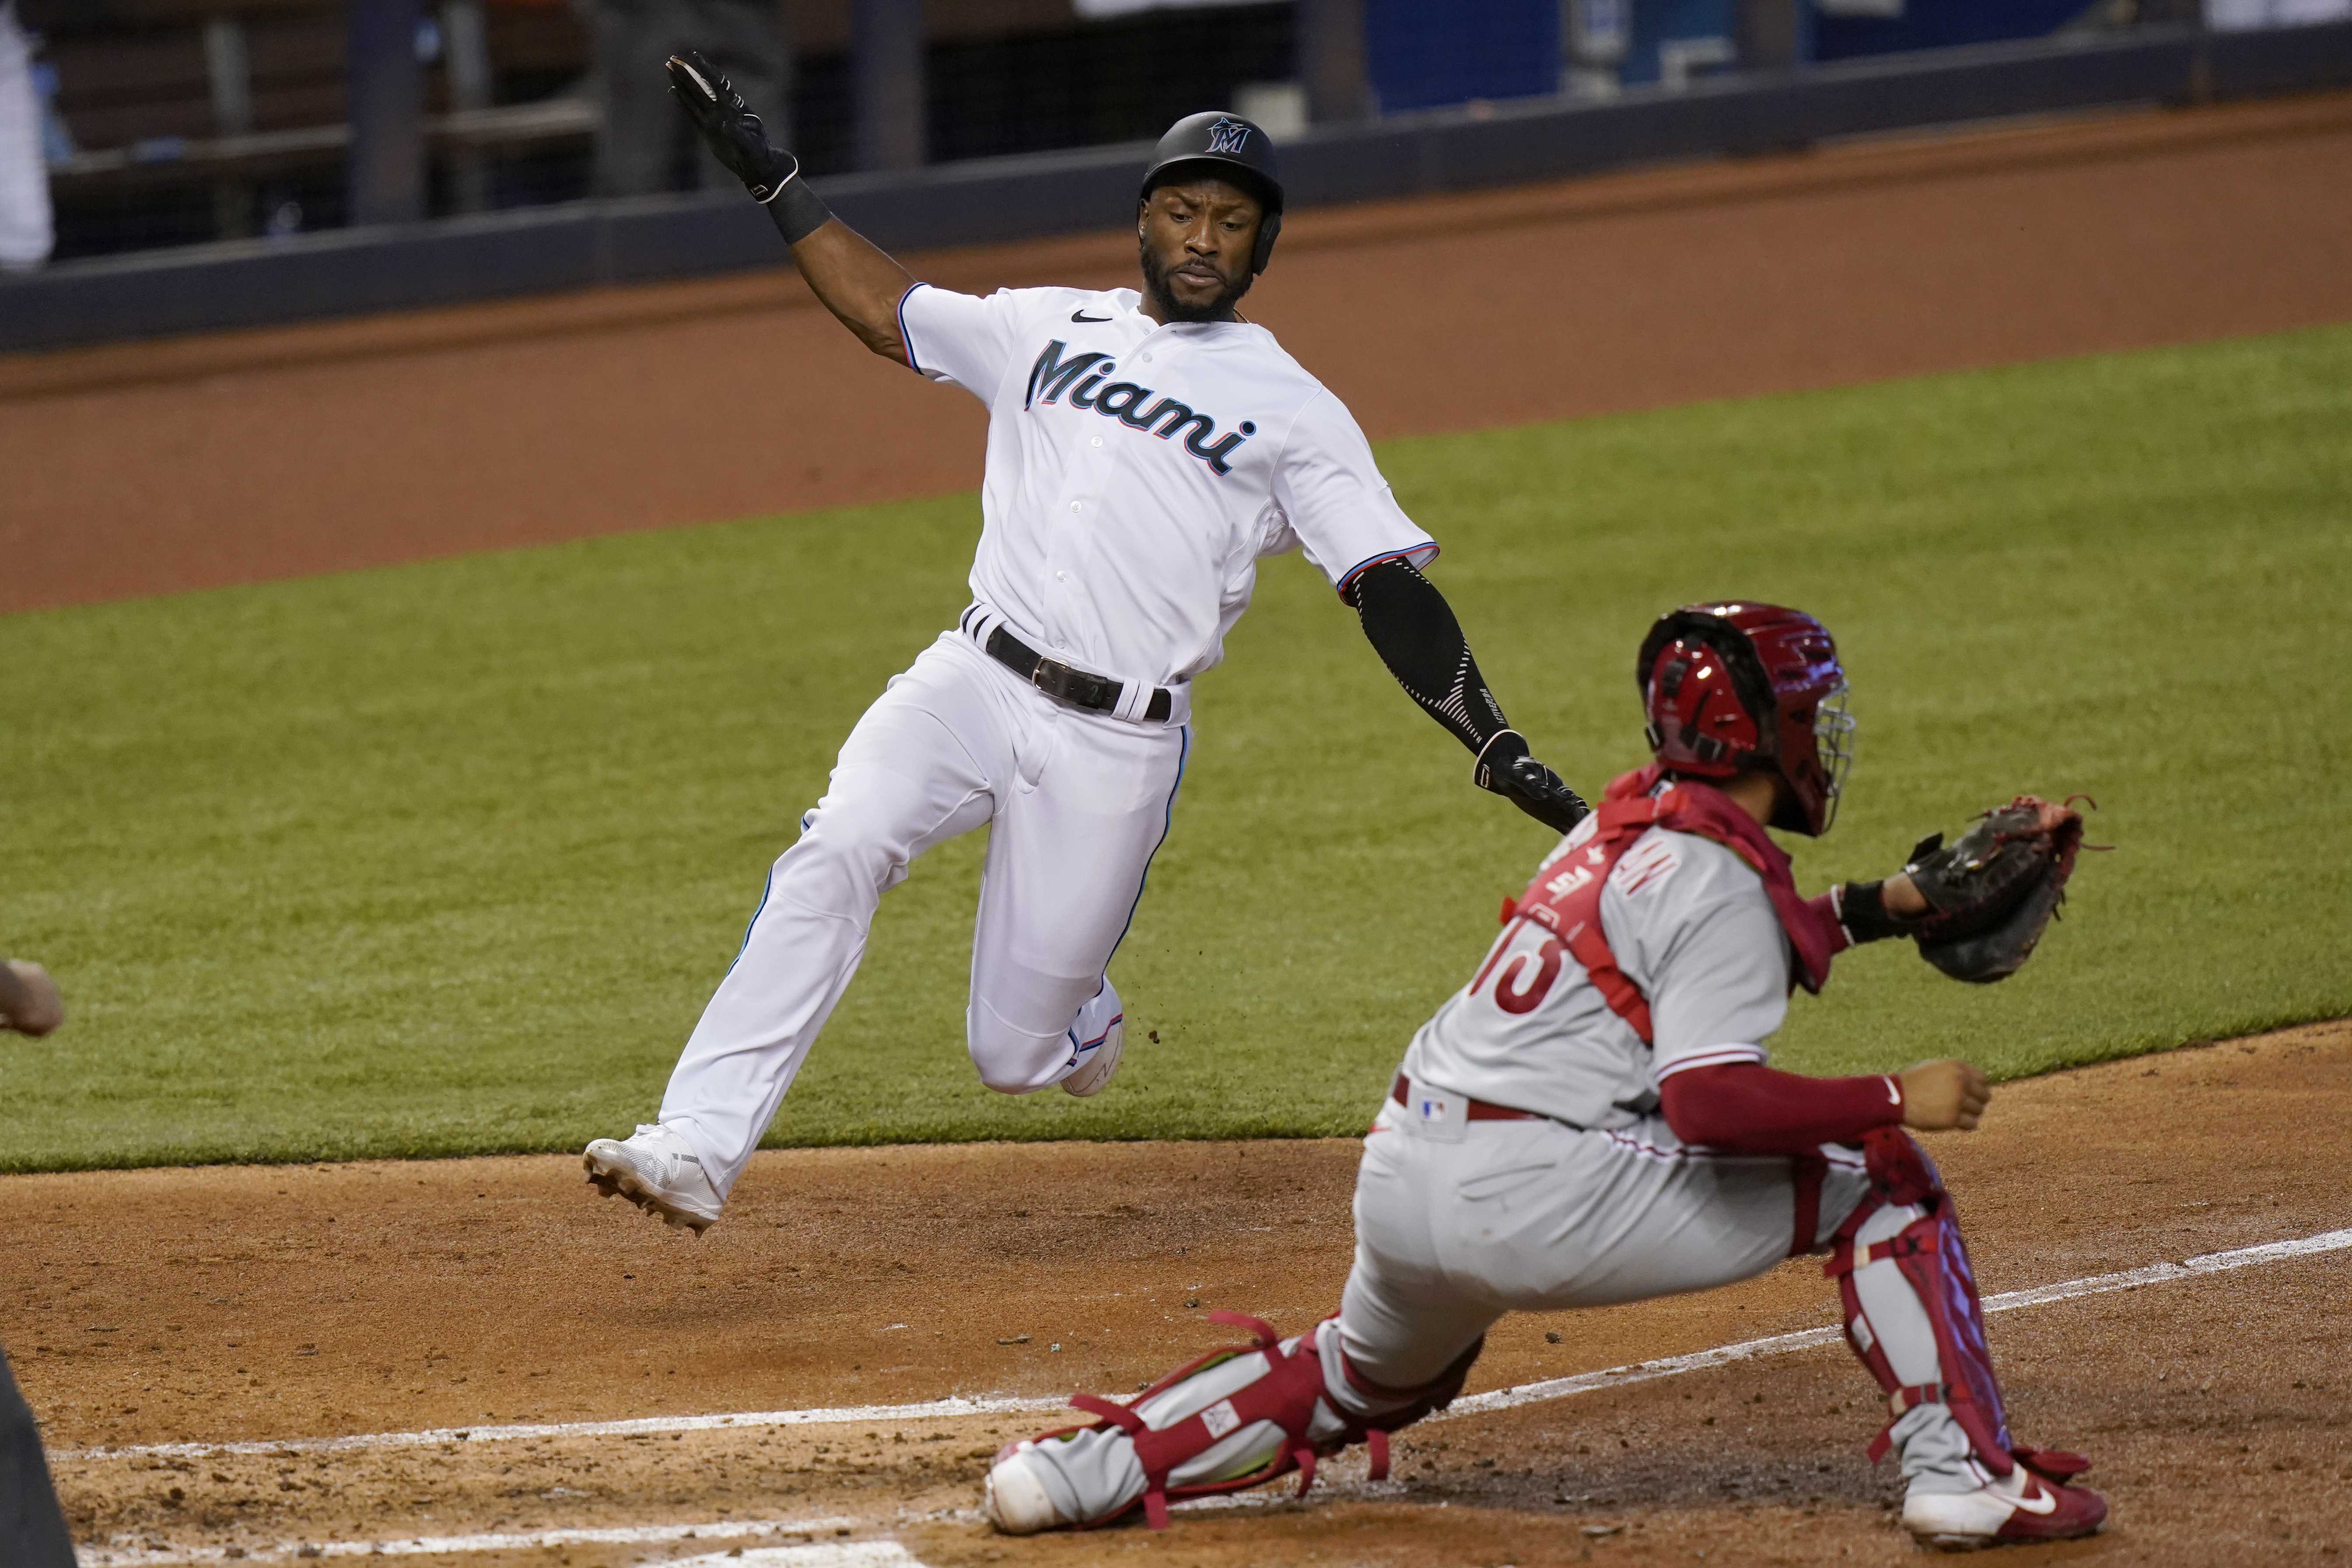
[1899,1058,1989,1132]
[1881,871,1928,919]
[0,959,64,1036]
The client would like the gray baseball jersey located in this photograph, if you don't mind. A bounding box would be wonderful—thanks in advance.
[1399,820,1791,1126]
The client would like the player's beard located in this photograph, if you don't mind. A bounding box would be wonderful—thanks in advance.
[1139,238,1253,323]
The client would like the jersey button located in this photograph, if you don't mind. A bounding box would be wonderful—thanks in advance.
[1091,436,1103,447]
[1069,501,1081,512]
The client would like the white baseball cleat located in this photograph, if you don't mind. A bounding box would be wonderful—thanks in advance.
[1901,1464,2107,1548]
[582,1123,724,1235]
[982,1445,1068,1534]
[1058,977,1125,1098]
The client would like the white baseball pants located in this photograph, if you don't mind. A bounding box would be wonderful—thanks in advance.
[659,629,1188,1196]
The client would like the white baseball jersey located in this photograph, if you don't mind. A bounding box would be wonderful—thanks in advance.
[897,283,1437,689]
[656,281,1437,1191]
[1398,818,1794,1129]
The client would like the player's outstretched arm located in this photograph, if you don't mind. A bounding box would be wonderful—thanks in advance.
[666,51,915,364]
[1344,559,1588,834]
[785,222,918,363]
[0,958,63,1036]
[1658,1055,1988,1154]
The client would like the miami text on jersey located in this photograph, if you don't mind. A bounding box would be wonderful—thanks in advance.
[1023,339,1257,476]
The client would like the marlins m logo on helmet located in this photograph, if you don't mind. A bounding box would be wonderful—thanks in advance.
[1204,117,1253,154]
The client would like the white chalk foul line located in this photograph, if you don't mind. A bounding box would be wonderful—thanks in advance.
[56,1395,1066,1464]
[58,1225,2352,1468]
[1440,1224,2352,1419]
[680,1548,922,1568]
[77,1515,888,1566]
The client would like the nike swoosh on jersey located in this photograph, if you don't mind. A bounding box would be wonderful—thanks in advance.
[1070,310,1112,323]
[2009,1480,2060,1516]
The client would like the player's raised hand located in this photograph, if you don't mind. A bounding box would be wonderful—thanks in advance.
[666,51,797,201]
[1898,1058,1990,1131]
[1473,730,1590,835]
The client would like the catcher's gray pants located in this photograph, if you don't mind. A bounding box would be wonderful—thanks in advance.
[1016,1098,1987,1522]
[1340,1100,1981,1495]
[1,1347,74,1568]
[1339,1100,1870,1384]
[589,0,792,196]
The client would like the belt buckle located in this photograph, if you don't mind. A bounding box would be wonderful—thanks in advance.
[1031,656,1078,703]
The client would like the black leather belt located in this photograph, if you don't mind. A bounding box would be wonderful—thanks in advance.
[983,624,1174,723]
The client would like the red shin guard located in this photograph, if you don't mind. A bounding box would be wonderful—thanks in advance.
[1825,1128,2017,1475]
[1047,1312,1478,1530]
[1824,1130,2096,1488]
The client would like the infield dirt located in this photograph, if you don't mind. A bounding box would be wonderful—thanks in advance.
[14,1019,2350,1566]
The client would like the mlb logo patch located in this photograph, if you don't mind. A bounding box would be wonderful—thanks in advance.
[1400,1083,1465,1139]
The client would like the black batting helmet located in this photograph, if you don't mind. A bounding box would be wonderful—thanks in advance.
[1139,111,1285,274]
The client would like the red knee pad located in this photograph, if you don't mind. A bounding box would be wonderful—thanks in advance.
[1860,1124,1943,1207]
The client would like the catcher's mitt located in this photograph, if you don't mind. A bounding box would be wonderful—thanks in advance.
[1902,796,2089,984]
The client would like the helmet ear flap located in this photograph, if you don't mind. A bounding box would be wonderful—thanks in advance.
[1251,208,1282,274]
[1639,611,1776,773]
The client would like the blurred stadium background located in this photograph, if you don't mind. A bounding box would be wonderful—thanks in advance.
[4,0,2350,346]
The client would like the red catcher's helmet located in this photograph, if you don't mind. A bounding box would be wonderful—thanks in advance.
[1636,602,1854,836]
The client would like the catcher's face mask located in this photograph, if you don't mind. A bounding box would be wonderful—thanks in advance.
[1638,602,1848,836]
[1811,681,1855,833]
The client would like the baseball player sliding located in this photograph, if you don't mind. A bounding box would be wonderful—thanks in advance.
[583,68,1591,1233]
[981,603,2105,1550]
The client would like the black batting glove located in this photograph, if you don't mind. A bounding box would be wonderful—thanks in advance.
[1474,730,1590,836]
[666,50,796,202]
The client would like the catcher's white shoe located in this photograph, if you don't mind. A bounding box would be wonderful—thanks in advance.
[982,1446,1067,1535]
[1058,978,1125,1098]
[582,1123,724,1235]
[1902,1464,2107,1548]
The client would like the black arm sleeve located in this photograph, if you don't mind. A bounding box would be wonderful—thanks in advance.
[1345,558,1511,755]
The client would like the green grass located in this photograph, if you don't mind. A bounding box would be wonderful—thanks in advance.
[3,323,2348,1171]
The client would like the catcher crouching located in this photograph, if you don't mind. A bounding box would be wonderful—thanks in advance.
[981,601,2101,1550]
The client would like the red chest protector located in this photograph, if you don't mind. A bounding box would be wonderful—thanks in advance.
[1496,765,1843,1042]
